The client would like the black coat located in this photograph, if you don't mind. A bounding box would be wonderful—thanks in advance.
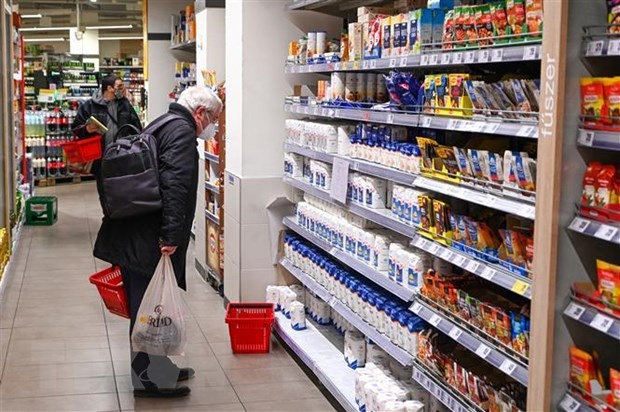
[93,103,199,290]
[72,92,142,141]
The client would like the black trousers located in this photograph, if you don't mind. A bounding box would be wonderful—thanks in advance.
[121,266,180,389]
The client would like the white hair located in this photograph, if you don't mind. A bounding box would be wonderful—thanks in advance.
[177,86,222,114]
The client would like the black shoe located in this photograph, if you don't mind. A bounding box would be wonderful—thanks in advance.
[133,386,191,398]
[177,367,196,382]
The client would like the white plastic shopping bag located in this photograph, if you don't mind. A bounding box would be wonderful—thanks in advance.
[131,255,188,356]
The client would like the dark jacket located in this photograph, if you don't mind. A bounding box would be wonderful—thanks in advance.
[72,91,142,142]
[93,103,199,290]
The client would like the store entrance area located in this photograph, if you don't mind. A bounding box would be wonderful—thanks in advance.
[0,183,334,412]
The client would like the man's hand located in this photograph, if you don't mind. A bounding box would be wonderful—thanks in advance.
[160,245,177,255]
[85,123,99,134]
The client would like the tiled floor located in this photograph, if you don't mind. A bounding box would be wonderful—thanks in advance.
[0,183,335,412]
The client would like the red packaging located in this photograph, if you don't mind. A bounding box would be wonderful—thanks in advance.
[582,162,603,206]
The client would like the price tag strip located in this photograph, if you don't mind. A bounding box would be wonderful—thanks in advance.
[411,364,472,412]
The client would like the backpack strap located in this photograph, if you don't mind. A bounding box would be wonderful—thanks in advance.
[144,114,186,135]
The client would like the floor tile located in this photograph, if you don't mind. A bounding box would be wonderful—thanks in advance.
[1,361,114,382]
[233,381,323,403]
[0,376,116,399]
[118,385,240,410]
[0,393,120,412]
[10,324,107,340]
[6,347,111,366]
[225,365,309,386]
[243,397,336,412]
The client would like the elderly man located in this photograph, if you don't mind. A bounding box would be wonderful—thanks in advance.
[94,87,223,398]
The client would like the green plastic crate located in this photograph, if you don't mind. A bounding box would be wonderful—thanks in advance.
[25,196,58,226]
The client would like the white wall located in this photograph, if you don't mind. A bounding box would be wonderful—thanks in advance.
[224,0,342,302]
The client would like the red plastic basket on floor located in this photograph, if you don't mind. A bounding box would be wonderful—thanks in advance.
[225,303,275,354]
[61,135,102,163]
[89,266,130,319]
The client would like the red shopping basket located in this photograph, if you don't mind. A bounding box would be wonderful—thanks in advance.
[225,303,275,354]
[61,135,102,163]
[89,266,130,319]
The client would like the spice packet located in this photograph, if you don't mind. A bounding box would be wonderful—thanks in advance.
[525,0,543,38]
[610,368,620,408]
[507,0,527,41]
[476,5,494,46]
[608,0,620,34]
[443,9,455,49]
[595,164,616,208]
[581,162,603,206]
[604,77,620,126]
[491,2,510,43]
[596,259,620,306]
[454,7,467,48]
[581,78,606,127]
[463,6,478,47]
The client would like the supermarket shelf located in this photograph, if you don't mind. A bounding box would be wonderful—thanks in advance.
[273,311,357,412]
[99,66,143,70]
[568,216,620,245]
[558,392,600,412]
[563,300,620,341]
[284,103,539,139]
[583,37,620,58]
[283,216,416,302]
[410,300,529,386]
[284,176,531,297]
[284,143,535,220]
[170,40,196,51]
[285,0,333,10]
[175,77,196,83]
[281,258,415,367]
[577,128,620,151]
[205,209,220,226]
[204,151,220,164]
[411,362,477,412]
[205,181,220,195]
[285,44,542,74]
[411,235,532,299]
[62,83,98,87]
[283,176,415,238]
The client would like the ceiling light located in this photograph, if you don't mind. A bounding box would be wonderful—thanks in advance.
[22,14,43,19]
[24,37,64,42]
[86,24,133,30]
[19,27,72,32]
[99,36,143,40]
[90,0,97,2]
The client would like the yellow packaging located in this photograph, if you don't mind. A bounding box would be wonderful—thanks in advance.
[382,16,393,58]
[447,73,473,117]
[348,23,364,61]
[435,74,450,116]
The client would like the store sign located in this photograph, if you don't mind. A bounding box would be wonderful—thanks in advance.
[539,53,556,139]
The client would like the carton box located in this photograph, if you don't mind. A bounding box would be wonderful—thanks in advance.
[409,10,419,54]
[365,16,384,59]
[358,6,394,16]
[432,9,446,49]
[348,22,364,61]
[428,0,454,9]
[392,13,409,56]
[382,16,393,58]
[411,8,433,53]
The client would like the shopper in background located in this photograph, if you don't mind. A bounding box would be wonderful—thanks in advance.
[93,87,223,398]
[71,74,142,205]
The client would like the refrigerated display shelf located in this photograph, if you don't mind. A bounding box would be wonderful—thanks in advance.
[273,311,357,412]
[205,181,220,195]
[285,44,542,74]
[284,176,531,298]
[411,362,478,412]
[284,143,536,220]
[577,128,620,151]
[410,300,529,386]
[283,216,416,302]
[204,151,220,164]
[280,258,415,366]
[568,216,620,245]
[205,209,220,226]
[563,300,620,342]
[284,103,539,138]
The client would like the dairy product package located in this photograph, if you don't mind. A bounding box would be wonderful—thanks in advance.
[316,31,327,55]
[337,125,355,156]
[266,286,280,310]
[289,284,305,306]
[281,288,297,318]
[348,23,364,61]
[331,72,345,101]
[314,299,331,325]
[344,330,367,369]
[290,301,306,330]
[373,233,391,272]
[365,176,387,209]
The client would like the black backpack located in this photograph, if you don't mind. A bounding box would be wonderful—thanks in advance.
[100,114,183,219]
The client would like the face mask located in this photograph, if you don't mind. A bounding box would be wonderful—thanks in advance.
[200,123,217,140]
[114,88,124,99]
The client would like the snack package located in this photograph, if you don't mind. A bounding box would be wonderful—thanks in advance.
[515,154,536,192]
[581,78,606,127]
[609,368,620,408]
[434,145,460,177]
[463,6,478,47]
[435,74,450,116]
[511,312,529,356]
[455,147,474,179]
[569,346,604,393]
[510,79,534,114]
[423,75,436,113]
[442,10,455,49]
[419,195,434,231]
[500,229,527,269]
[382,16,393,58]
[596,259,620,306]
[608,0,620,34]
[448,73,473,117]
[365,16,385,59]
[604,77,620,126]
[488,152,504,183]
[476,5,494,46]
[454,7,467,48]
[468,149,489,181]
[526,0,543,38]
[392,13,409,57]
[581,162,603,206]
[595,164,616,208]
[491,2,510,43]
[464,80,487,116]
[507,0,527,41]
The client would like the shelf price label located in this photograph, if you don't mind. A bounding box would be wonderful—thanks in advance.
[586,40,605,56]
[478,49,490,62]
[411,302,423,314]
[429,314,442,327]
[441,53,451,65]
[386,113,395,124]
[517,125,536,137]
[400,57,408,67]
[454,254,468,267]
[523,45,538,60]
[578,129,595,146]
[564,302,586,321]
[430,54,440,65]
[559,394,581,412]
[466,260,481,273]
[511,280,530,296]
[389,58,397,68]
[481,267,497,281]
[491,48,504,62]
[420,54,430,66]
[429,243,441,255]
[453,52,463,64]
[569,217,591,233]
[609,39,620,55]
[591,313,614,333]
[362,60,370,69]
[484,122,501,134]
[370,60,377,69]
[594,224,619,242]
[475,343,492,359]
[499,359,518,376]
[334,62,342,70]
[421,116,433,128]
[448,326,463,340]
